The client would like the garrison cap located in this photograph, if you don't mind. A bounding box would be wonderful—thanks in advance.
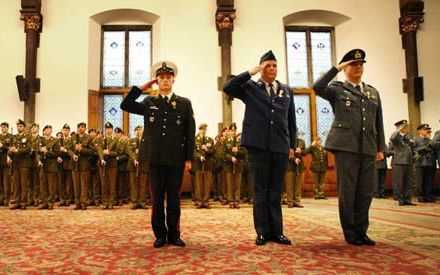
[199,123,208,130]
[77,122,86,128]
[339,49,366,64]
[16,119,25,126]
[104,122,113,129]
[43,125,52,131]
[1,122,9,127]
[62,123,70,130]
[260,50,277,64]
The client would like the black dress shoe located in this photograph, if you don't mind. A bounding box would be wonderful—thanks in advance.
[398,201,405,206]
[359,234,376,246]
[168,237,186,247]
[153,237,167,248]
[345,237,363,246]
[255,235,268,246]
[404,201,416,206]
[270,235,292,245]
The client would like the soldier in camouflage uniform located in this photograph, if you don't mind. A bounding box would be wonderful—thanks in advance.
[213,127,228,205]
[224,123,246,209]
[115,128,130,205]
[0,122,12,206]
[8,119,32,210]
[37,125,61,210]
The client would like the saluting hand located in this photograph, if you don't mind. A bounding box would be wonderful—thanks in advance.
[289,148,295,159]
[6,156,12,166]
[336,60,358,71]
[249,61,269,76]
[140,78,158,92]
[134,160,139,167]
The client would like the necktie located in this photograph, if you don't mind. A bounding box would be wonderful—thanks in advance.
[269,83,275,98]
[355,85,363,95]
[163,96,169,103]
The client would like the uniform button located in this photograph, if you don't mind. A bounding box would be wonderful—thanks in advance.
[338,124,342,127]
[271,109,274,113]
[163,119,167,121]
[362,127,365,131]
[270,121,274,125]
[363,117,366,120]
[362,108,365,111]
[165,112,167,114]
[162,133,166,136]
[163,126,166,128]
[362,99,365,102]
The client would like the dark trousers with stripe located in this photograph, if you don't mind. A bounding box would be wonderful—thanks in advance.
[149,164,184,239]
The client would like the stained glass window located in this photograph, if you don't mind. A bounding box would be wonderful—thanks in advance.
[293,95,311,146]
[311,32,333,82]
[128,31,151,87]
[316,96,334,141]
[286,31,308,88]
[102,31,125,87]
[103,95,123,129]
[129,95,147,137]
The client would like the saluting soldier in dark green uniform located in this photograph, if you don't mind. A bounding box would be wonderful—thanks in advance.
[224,123,246,209]
[8,119,32,210]
[284,137,306,208]
[98,122,119,209]
[29,123,42,206]
[193,123,215,209]
[305,137,329,199]
[69,122,93,210]
[58,124,74,206]
[127,125,146,209]
[0,122,12,206]
[37,125,60,210]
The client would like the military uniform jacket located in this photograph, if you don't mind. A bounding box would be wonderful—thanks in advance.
[213,137,227,172]
[69,134,94,171]
[312,67,386,157]
[389,131,414,165]
[286,138,306,172]
[305,145,329,173]
[223,72,297,155]
[193,134,215,171]
[9,132,32,168]
[127,137,149,173]
[116,138,136,172]
[121,86,196,167]
[38,137,61,173]
[97,136,119,168]
[0,133,13,167]
[60,136,74,170]
[223,135,246,173]
[414,136,436,167]
[89,137,100,171]
[430,130,440,165]
[30,134,42,168]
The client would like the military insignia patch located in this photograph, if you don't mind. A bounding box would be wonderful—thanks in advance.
[171,101,177,109]
[176,119,181,125]
[149,117,155,122]
[346,100,351,107]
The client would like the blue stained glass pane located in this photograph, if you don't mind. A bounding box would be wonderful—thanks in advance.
[293,94,311,146]
[102,31,125,87]
[316,96,334,142]
[286,31,308,88]
[129,94,147,137]
[103,95,123,129]
[311,32,333,82]
[129,31,152,87]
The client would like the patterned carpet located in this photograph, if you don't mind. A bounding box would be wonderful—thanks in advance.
[0,198,439,274]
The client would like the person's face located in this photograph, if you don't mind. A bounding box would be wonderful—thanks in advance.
[89,131,96,138]
[105,128,113,137]
[221,129,228,138]
[78,125,86,135]
[400,125,409,134]
[200,127,207,135]
[44,128,52,137]
[157,73,174,92]
[31,126,39,134]
[63,128,70,137]
[230,129,236,136]
[343,61,364,80]
[1,125,8,134]
[56,133,62,139]
[135,128,143,137]
[115,132,122,139]
[17,124,25,133]
[261,61,278,82]
[316,139,322,146]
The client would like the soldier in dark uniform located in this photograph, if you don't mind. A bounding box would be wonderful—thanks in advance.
[128,125,147,210]
[98,122,119,210]
[375,144,388,198]
[193,123,215,209]
[8,119,32,210]
[313,49,385,246]
[224,51,296,246]
[389,120,416,206]
[115,128,131,205]
[29,123,42,206]
[0,122,12,206]
[414,124,436,202]
[88,128,101,206]
[284,137,306,208]
[223,123,246,209]
[241,147,253,204]
[58,124,74,206]
[430,121,440,170]
[69,122,93,210]
[213,127,228,205]
[121,61,195,248]
[37,125,60,210]
[305,137,329,200]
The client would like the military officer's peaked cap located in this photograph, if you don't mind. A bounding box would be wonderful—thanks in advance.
[62,123,70,130]
[229,123,237,130]
[16,119,25,126]
[104,122,114,129]
[339,49,366,64]
[394,119,408,127]
[199,123,208,130]
[260,50,277,64]
[114,127,123,134]
[134,125,143,130]
[417,123,431,131]
[77,122,86,128]
[152,61,178,78]
[43,125,52,131]
[1,122,9,127]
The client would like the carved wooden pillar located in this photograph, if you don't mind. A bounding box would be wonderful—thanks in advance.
[216,0,236,132]
[20,0,42,126]
[399,0,424,134]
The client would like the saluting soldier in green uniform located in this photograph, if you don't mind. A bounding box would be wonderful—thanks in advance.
[8,119,32,210]
[284,137,306,208]
[127,125,146,209]
[98,122,119,209]
[224,123,246,209]
[58,124,74,206]
[305,137,329,199]
[29,123,42,206]
[69,122,93,210]
[37,125,61,210]
[193,123,215,209]
[0,122,12,206]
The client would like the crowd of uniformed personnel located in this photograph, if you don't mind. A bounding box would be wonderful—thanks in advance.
[0,118,439,211]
